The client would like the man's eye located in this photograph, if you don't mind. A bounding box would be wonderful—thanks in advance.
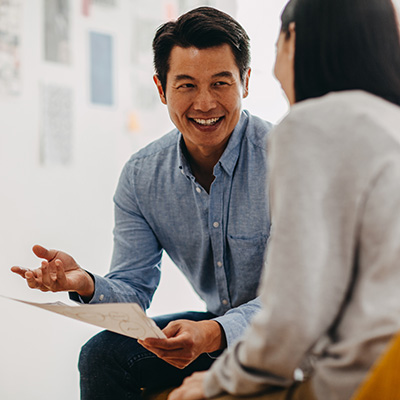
[215,81,229,86]
[178,83,194,89]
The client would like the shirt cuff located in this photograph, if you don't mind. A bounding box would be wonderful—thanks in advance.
[69,274,114,304]
[213,298,262,347]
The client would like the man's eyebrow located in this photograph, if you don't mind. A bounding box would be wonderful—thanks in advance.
[173,74,195,82]
[212,71,235,79]
[172,71,235,82]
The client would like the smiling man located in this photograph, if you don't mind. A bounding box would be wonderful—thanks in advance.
[11,7,273,399]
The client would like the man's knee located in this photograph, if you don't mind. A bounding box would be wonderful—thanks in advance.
[78,330,142,374]
[79,331,107,374]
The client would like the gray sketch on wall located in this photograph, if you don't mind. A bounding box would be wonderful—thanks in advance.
[0,0,22,96]
[44,0,71,64]
[40,84,73,166]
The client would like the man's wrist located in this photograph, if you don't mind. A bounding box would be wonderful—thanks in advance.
[201,320,227,353]
[76,270,95,300]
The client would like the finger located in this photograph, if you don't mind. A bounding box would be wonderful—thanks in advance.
[163,321,182,337]
[11,266,30,278]
[55,259,68,287]
[168,385,202,400]
[25,270,40,289]
[141,336,186,350]
[49,260,58,282]
[40,260,53,289]
[138,341,187,361]
[163,359,191,369]
[142,347,193,367]
[25,269,49,292]
[32,244,57,262]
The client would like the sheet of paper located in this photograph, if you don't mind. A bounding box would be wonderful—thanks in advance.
[3,296,166,340]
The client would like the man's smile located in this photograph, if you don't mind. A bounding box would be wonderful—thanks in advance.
[190,117,224,127]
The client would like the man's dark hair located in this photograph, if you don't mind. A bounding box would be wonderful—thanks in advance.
[152,6,250,93]
[280,0,400,105]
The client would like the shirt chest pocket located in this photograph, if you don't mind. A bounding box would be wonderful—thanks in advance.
[226,233,269,279]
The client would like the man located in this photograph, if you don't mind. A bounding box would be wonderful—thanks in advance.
[12,7,273,399]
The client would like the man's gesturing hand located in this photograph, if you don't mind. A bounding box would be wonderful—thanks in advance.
[138,319,226,369]
[11,244,95,298]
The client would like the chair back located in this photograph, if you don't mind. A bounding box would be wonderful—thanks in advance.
[351,333,400,400]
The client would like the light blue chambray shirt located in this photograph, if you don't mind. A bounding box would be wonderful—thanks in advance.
[76,110,273,346]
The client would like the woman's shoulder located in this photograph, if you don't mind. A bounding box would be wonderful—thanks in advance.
[280,90,400,144]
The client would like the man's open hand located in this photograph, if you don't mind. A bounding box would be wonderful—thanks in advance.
[138,319,225,369]
[11,244,94,298]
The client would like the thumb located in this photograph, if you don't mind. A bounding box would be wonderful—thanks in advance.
[32,244,57,261]
[162,321,184,339]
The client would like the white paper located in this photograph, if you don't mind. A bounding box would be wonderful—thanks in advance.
[4,296,166,340]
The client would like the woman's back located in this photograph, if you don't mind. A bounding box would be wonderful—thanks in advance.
[265,89,400,398]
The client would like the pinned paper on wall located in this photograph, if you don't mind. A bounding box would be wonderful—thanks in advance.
[177,0,212,15]
[92,0,117,6]
[90,31,114,106]
[0,0,23,96]
[44,0,71,64]
[82,0,90,17]
[40,84,73,166]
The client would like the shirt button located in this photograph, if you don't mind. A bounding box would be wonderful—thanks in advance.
[217,261,223,267]
[222,299,228,305]
[196,187,201,193]
[213,222,220,228]
[99,294,104,301]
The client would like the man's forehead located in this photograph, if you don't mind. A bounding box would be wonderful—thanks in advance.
[169,43,234,59]
[167,44,240,78]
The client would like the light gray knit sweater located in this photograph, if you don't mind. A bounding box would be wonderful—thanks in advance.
[204,91,400,400]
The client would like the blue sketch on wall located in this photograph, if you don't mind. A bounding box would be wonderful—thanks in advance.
[90,31,114,106]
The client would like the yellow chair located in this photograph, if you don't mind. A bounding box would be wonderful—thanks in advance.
[351,333,400,400]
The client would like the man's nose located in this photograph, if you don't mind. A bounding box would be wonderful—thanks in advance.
[193,88,217,112]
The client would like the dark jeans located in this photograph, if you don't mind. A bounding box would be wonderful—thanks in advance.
[78,311,219,400]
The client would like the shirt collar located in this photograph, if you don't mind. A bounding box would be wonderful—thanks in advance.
[217,110,249,176]
[177,110,249,178]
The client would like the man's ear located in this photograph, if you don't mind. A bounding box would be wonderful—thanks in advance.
[153,75,167,104]
[288,22,296,61]
[243,68,251,99]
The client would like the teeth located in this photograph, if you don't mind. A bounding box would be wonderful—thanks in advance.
[193,117,221,126]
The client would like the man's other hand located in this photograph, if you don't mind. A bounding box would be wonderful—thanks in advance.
[138,319,226,369]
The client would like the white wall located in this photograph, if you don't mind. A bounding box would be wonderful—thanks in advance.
[0,1,288,399]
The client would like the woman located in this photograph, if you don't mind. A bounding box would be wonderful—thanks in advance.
[168,0,400,399]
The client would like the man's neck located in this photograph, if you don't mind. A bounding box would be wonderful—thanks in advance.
[189,157,216,193]
[185,147,225,193]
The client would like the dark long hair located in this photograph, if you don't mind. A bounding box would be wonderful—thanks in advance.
[152,6,250,93]
[280,0,400,105]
